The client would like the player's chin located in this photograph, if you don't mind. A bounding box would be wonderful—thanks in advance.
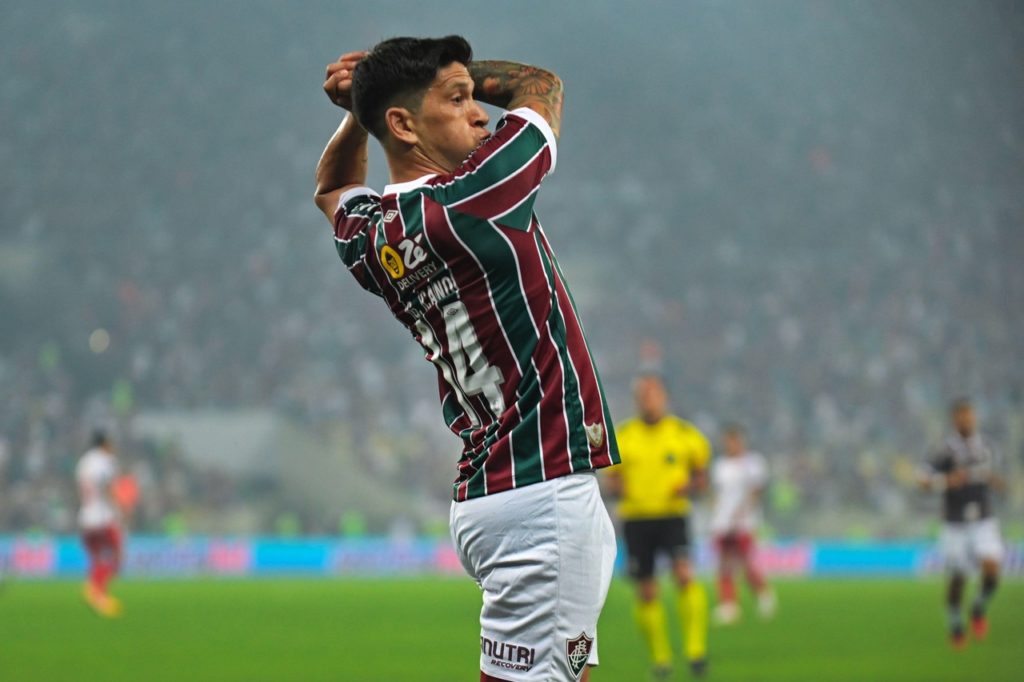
[470,133,491,152]
[451,143,484,169]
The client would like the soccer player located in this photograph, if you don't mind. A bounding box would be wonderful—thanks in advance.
[709,423,775,625]
[605,373,710,678]
[313,37,619,681]
[920,397,1004,649]
[76,430,124,617]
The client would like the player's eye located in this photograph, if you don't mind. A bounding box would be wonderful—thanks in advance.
[452,95,464,104]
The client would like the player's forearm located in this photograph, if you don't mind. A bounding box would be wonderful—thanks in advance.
[469,60,564,137]
[690,469,709,494]
[314,113,369,200]
[945,470,968,489]
[602,470,624,498]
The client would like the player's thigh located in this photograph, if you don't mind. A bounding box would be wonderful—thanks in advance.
[651,518,690,585]
[552,473,615,677]
[95,527,119,562]
[940,523,970,573]
[657,516,691,562]
[81,530,105,559]
[80,531,97,556]
[449,502,479,581]
[969,518,1004,565]
[452,474,614,681]
[736,531,758,562]
[453,484,559,679]
[714,533,739,569]
[450,481,559,601]
[623,520,658,582]
[108,526,125,569]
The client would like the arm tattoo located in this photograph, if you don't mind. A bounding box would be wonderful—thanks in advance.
[469,60,564,137]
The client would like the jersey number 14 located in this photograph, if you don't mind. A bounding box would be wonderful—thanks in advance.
[416,301,505,428]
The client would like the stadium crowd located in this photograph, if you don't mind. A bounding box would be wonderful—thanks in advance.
[1,3,1021,536]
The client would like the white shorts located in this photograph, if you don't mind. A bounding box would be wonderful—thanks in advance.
[940,518,1004,574]
[450,472,617,681]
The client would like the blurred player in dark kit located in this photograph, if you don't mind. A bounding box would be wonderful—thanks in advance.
[920,398,1004,649]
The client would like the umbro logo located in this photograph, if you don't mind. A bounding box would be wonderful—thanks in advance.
[383,209,398,222]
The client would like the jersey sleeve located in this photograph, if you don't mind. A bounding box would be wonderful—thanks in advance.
[420,108,557,230]
[105,457,119,482]
[332,187,384,297]
[980,439,1002,478]
[749,453,769,487]
[710,460,723,490]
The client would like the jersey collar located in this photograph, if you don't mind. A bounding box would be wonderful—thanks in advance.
[383,174,436,196]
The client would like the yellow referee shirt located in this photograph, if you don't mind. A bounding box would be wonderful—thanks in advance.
[614,415,711,520]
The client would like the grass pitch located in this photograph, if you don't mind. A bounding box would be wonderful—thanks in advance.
[0,577,1020,681]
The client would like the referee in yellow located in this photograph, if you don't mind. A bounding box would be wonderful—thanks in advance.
[606,372,711,678]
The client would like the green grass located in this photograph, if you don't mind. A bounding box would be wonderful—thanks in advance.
[0,578,1020,681]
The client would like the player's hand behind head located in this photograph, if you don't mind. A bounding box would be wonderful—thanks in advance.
[323,51,367,111]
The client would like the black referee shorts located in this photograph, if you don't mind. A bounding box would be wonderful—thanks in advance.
[623,516,691,580]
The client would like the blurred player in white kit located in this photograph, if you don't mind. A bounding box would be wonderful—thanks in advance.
[710,424,776,624]
[76,430,124,617]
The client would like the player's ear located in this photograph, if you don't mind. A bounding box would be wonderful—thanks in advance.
[385,106,418,146]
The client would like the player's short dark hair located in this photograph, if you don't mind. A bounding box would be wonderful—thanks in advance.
[91,429,110,448]
[949,396,973,413]
[722,422,746,437]
[352,35,473,140]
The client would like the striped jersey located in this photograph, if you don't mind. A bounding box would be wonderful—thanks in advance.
[927,432,1000,523]
[332,107,619,502]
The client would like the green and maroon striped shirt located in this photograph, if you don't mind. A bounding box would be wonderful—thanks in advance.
[332,108,618,501]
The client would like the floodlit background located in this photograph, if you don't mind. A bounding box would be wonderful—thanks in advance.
[0,1,1022,680]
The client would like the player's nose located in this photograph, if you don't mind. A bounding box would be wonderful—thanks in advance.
[471,101,489,128]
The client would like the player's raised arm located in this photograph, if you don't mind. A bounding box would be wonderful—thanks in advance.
[314,51,370,221]
[469,60,564,138]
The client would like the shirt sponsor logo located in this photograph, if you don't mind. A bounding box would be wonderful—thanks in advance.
[565,632,594,678]
[394,261,441,292]
[382,235,434,283]
[481,636,535,672]
[379,245,405,279]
